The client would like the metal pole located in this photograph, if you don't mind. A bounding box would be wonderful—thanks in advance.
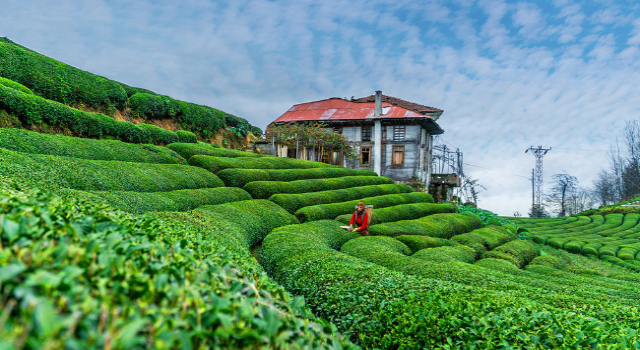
[532,168,535,217]
[296,134,299,159]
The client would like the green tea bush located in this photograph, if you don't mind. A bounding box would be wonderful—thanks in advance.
[0,128,186,163]
[341,236,413,257]
[0,85,193,144]
[173,130,198,143]
[564,240,585,254]
[244,176,394,199]
[336,202,456,226]
[395,235,457,253]
[90,187,251,214]
[129,92,255,139]
[475,258,521,272]
[450,226,516,258]
[167,142,262,159]
[480,250,520,267]
[0,180,353,348]
[218,167,378,188]
[263,219,640,348]
[483,240,540,268]
[599,245,619,258]
[193,200,299,247]
[0,37,128,111]
[0,38,261,139]
[129,92,182,119]
[0,76,33,94]
[368,212,484,238]
[189,154,337,173]
[412,246,475,264]
[617,247,638,260]
[450,233,487,258]
[582,242,602,256]
[276,184,419,215]
[0,147,223,191]
[528,255,567,270]
[138,123,179,145]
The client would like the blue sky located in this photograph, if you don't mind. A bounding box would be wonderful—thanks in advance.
[2,0,640,215]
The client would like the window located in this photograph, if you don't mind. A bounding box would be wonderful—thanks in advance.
[360,146,371,166]
[361,126,372,142]
[392,145,405,167]
[393,126,406,141]
[334,127,342,135]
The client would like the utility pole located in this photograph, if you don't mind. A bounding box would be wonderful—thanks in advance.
[525,146,552,217]
[531,168,535,217]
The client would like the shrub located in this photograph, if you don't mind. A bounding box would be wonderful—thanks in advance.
[0,128,186,163]
[617,247,638,260]
[599,245,619,258]
[275,184,419,215]
[167,142,263,159]
[217,167,378,188]
[0,84,184,144]
[528,255,567,270]
[244,176,394,199]
[336,202,456,226]
[485,240,541,268]
[413,246,475,264]
[89,187,251,214]
[129,93,255,139]
[450,226,516,258]
[341,236,413,257]
[0,38,128,111]
[475,258,521,272]
[0,147,223,191]
[174,130,197,143]
[481,250,521,267]
[263,218,640,348]
[582,243,602,256]
[193,200,299,247]
[395,235,457,253]
[0,76,33,94]
[138,123,179,145]
[0,179,353,348]
[450,233,487,258]
[189,155,337,173]
[368,212,484,238]
[564,240,585,254]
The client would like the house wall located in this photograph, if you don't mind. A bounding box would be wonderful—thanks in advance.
[273,123,433,183]
[378,125,418,181]
[342,124,427,181]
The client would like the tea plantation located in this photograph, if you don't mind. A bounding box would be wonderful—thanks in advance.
[510,213,640,272]
[3,129,640,349]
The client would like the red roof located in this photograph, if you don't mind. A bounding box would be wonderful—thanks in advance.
[273,97,441,123]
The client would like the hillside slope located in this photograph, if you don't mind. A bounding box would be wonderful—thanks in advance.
[0,37,259,143]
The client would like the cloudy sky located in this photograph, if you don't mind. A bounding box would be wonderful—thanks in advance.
[2,0,640,215]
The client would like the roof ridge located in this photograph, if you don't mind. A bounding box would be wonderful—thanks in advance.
[351,94,443,114]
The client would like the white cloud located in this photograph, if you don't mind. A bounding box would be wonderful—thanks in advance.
[1,0,640,216]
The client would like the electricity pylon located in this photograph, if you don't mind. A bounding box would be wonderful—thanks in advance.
[525,146,551,217]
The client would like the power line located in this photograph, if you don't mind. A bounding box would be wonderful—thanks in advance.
[554,147,608,152]
[463,162,529,179]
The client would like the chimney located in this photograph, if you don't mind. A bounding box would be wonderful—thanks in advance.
[374,90,382,117]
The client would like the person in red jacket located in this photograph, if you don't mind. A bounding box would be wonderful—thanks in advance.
[349,202,369,236]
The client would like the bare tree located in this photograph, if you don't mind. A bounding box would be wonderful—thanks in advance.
[547,171,578,217]
[568,188,596,215]
[592,170,616,206]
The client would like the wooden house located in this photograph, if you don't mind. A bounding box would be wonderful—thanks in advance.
[267,91,444,186]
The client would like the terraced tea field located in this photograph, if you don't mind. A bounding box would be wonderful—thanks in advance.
[3,128,640,349]
[511,214,640,272]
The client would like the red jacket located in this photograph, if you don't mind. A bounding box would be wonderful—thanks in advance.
[350,211,369,230]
